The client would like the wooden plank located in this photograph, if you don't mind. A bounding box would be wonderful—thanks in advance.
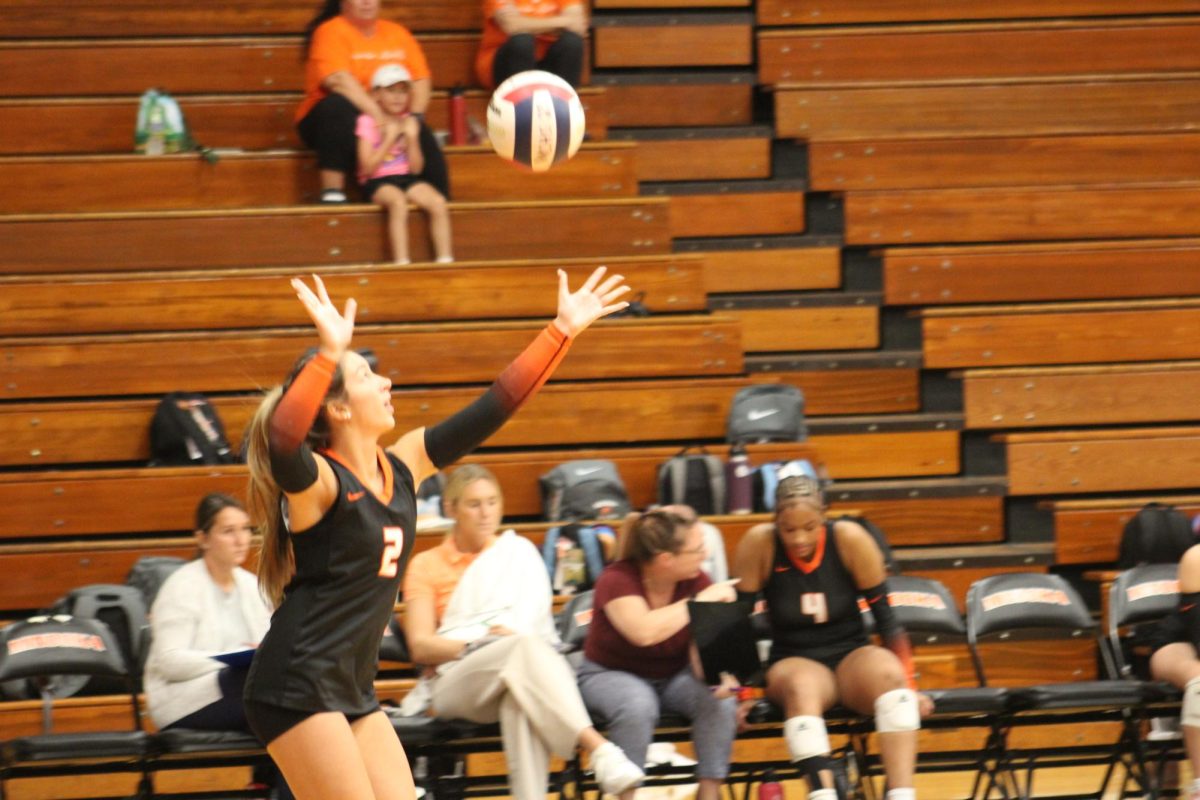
[756,0,1200,27]
[596,79,752,127]
[758,19,1200,84]
[722,306,878,351]
[0,145,637,213]
[0,0,481,36]
[666,191,805,238]
[1052,496,1200,564]
[811,133,1200,191]
[631,135,770,182]
[922,303,1200,368]
[0,256,705,336]
[839,495,1004,546]
[596,0,749,8]
[1006,427,1200,495]
[0,89,609,155]
[594,20,752,68]
[964,362,1200,429]
[701,246,840,293]
[883,238,1200,305]
[809,429,960,479]
[749,368,919,415]
[844,182,1200,246]
[0,199,669,273]
[0,314,744,398]
[774,76,1200,141]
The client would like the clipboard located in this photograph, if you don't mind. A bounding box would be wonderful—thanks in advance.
[212,648,255,668]
[687,600,762,686]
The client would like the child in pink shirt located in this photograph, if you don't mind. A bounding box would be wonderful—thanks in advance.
[357,64,453,265]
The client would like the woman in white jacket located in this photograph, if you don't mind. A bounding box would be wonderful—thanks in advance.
[145,493,272,732]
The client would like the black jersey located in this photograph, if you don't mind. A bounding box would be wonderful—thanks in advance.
[245,448,416,715]
[763,522,868,659]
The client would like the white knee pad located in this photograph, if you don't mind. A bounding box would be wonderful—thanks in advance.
[783,715,830,762]
[874,688,920,733]
[1182,676,1200,728]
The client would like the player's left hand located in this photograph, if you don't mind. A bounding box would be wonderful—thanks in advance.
[552,266,630,338]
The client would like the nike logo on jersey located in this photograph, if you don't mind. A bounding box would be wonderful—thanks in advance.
[1182,603,1196,613]
[347,490,366,502]
[746,408,780,422]
[774,565,790,572]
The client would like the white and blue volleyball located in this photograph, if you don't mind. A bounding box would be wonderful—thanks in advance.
[486,70,585,172]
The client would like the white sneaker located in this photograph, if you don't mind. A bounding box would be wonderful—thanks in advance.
[591,742,643,795]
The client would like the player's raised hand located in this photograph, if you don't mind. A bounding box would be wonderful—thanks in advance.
[552,266,631,338]
[291,274,357,361]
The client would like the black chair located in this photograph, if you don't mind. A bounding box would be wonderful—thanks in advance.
[0,615,151,800]
[966,573,1156,800]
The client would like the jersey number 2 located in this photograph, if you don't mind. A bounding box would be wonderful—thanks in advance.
[379,526,405,578]
[800,592,828,623]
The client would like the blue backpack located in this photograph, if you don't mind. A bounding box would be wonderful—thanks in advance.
[542,523,610,594]
[753,458,820,512]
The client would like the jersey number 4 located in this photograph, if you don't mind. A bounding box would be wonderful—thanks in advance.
[800,592,829,624]
[379,526,406,578]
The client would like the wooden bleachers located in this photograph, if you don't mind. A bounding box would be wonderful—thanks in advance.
[773,75,1200,141]
[0,145,639,212]
[1003,426,1200,495]
[747,355,920,415]
[810,133,1200,192]
[0,256,705,336]
[844,182,1200,245]
[1048,495,1200,564]
[611,126,772,182]
[0,89,609,156]
[962,362,1200,430]
[0,199,670,272]
[714,293,879,352]
[699,243,840,293]
[759,18,1200,85]
[881,239,1200,305]
[921,299,1200,369]
[592,13,753,68]
[755,0,1200,26]
[590,72,754,128]
[651,180,805,239]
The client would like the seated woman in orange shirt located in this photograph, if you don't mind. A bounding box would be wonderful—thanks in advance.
[475,0,587,89]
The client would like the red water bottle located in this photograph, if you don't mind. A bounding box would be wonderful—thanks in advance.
[758,770,783,800]
[449,84,467,146]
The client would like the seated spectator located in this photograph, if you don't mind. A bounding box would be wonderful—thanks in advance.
[402,465,643,800]
[475,0,587,89]
[145,493,272,733]
[577,507,740,800]
[298,0,450,204]
[357,64,453,264]
[733,475,932,800]
[1149,543,1200,800]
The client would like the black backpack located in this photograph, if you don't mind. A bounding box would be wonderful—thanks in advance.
[657,447,726,516]
[726,384,806,445]
[1117,503,1196,569]
[539,460,631,522]
[125,555,187,609]
[150,392,238,466]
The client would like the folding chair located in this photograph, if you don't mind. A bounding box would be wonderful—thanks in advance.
[967,573,1155,800]
[0,615,151,800]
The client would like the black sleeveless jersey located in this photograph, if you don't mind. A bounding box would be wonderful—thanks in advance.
[245,448,415,714]
[763,522,866,655]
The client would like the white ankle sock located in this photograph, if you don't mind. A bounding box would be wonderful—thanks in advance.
[886,789,915,800]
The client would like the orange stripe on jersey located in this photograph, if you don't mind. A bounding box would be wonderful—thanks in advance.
[785,524,827,575]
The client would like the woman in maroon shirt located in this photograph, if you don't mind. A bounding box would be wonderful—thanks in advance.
[577,507,740,800]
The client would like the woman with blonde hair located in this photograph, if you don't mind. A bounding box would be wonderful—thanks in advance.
[240,268,628,800]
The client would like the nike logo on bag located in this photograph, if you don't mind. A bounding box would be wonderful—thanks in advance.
[747,409,780,421]
[574,467,602,476]
[347,490,366,502]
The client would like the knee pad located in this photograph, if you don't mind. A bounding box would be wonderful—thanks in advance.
[783,715,830,762]
[1182,676,1200,728]
[875,688,920,733]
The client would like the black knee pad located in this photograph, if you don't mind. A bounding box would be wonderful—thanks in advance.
[794,754,849,800]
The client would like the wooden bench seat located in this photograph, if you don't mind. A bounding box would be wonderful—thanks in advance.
[0,145,637,213]
[882,238,1200,305]
[685,240,840,294]
[595,0,749,10]
[0,0,481,36]
[0,89,609,156]
[1048,495,1200,564]
[711,292,878,352]
[811,133,1200,192]
[1002,425,1200,495]
[774,74,1200,141]
[592,13,753,68]
[962,362,1200,430]
[759,18,1200,85]
[844,181,1200,245]
[4,324,735,401]
[0,199,668,273]
[921,299,1200,369]
[746,351,921,415]
[756,0,1200,27]
[0,256,704,336]
[589,72,754,128]
[610,126,772,182]
[644,179,806,239]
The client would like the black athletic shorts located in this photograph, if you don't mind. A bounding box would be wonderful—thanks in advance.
[362,173,425,201]
[245,700,380,745]
[769,635,871,672]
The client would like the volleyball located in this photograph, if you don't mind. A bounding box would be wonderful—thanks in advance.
[486,70,585,172]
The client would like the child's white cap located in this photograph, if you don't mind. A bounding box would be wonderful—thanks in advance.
[371,64,413,88]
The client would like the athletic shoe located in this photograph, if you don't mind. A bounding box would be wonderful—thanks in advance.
[591,741,643,795]
[319,189,348,203]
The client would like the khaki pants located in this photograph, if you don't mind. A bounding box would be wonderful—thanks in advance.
[432,634,591,800]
